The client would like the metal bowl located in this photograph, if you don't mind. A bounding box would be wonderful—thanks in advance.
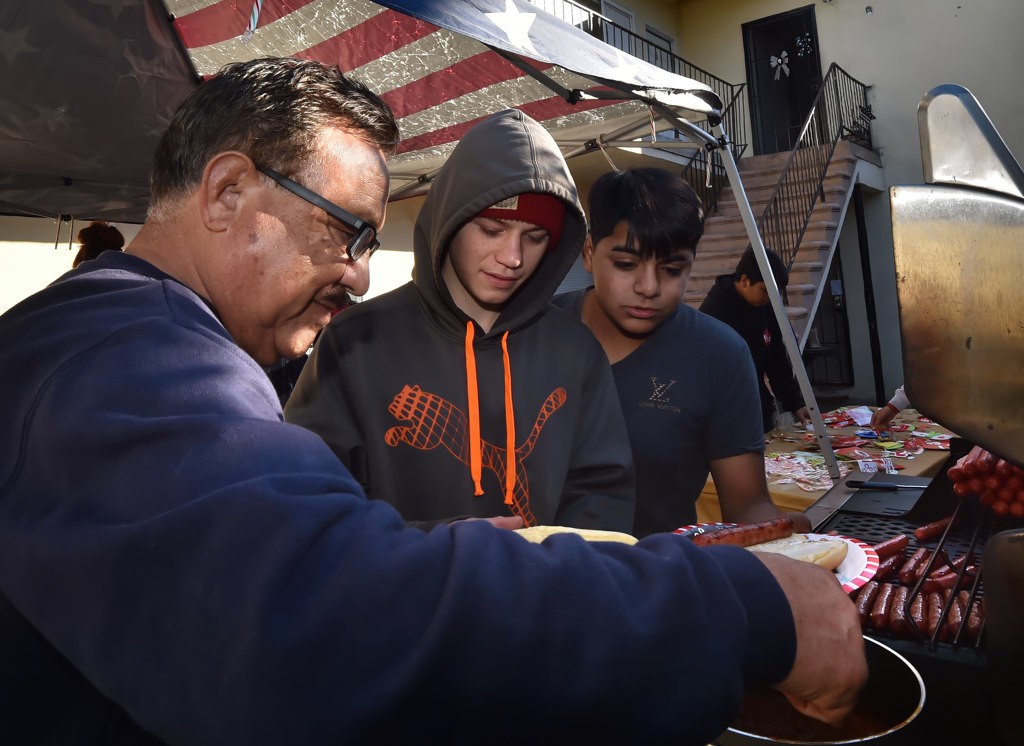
[716,636,925,745]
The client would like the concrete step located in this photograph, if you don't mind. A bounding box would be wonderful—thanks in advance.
[705,204,842,233]
[689,259,824,282]
[685,138,880,345]
[716,171,853,205]
[713,183,850,218]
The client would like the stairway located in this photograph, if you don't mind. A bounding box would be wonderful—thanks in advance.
[685,140,881,346]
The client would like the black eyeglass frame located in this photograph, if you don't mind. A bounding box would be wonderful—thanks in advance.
[257,166,379,261]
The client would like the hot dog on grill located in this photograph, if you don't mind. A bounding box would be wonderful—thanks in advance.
[898,547,929,585]
[908,591,926,635]
[854,580,880,628]
[872,534,910,560]
[874,553,902,582]
[925,591,944,637]
[942,589,965,642]
[869,583,896,630]
[690,517,794,548]
[889,585,911,635]
[914,516,955,543]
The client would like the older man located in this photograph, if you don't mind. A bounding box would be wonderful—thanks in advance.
[0,57,864,744]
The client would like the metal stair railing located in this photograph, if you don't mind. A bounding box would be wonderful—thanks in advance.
[753,63,875,276]
[529,0,746,213]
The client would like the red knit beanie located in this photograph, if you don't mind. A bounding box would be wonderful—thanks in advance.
[476,192,565,250]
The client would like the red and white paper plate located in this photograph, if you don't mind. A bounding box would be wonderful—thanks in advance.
[674,524,878,594]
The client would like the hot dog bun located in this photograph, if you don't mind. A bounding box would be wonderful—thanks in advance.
[746,534,849,571]
[515,525,638,545]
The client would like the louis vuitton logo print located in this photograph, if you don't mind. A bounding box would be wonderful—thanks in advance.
[383,384,567,526]
[649,377,676,404]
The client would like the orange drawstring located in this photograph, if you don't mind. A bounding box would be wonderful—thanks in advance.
[501,332,516,506]
[463,323,519,509]
[464,322,484,495]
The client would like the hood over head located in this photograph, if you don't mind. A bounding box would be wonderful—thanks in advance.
[413,109,586,338]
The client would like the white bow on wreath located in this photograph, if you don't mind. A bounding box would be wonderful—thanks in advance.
[770,51,790,80]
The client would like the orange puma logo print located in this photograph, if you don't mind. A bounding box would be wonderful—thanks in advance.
[384,384,567,526]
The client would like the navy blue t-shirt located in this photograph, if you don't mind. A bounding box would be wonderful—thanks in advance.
[554,288,765,536]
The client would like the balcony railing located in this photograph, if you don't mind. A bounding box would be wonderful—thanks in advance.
[755,63,874,272]
[529,0,747,212]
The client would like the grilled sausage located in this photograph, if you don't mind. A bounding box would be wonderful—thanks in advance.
[908,591,926,636]
[912,550,936,583]
[872,534,910,560]
[921,571,959,593]
[869,583,896,630]
[691,517,794,547]
[898,547,929,585]
[888,585,911,635]
[963,592,983,641]
[925,591,944,637]
[914,516,955,543]
[874,553,902,582]
[854,581,881,628]
[943,589,965,642]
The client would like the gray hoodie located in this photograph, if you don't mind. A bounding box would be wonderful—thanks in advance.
[287,109,635,530]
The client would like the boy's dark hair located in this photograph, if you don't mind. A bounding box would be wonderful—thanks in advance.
[587,167,704,260]
[734,246,789,290]
[150,57,400,212]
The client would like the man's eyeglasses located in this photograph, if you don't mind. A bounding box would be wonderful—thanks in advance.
[257,166,379,261]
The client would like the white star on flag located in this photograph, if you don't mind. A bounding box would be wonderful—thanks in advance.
[485,0,539,56]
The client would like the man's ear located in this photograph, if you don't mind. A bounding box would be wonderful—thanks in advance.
[199,152,257,233]
[581,234,595,272]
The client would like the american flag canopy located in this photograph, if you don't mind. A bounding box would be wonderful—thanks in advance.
[0,0,721,222]
[164,0,722,197]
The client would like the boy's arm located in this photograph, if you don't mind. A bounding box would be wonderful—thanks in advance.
[710,452,812,532]
[707,324,809,532]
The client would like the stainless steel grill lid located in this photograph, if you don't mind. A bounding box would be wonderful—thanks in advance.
[890,84,1024,468]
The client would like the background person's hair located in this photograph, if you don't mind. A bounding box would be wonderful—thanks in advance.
[72,221,124,268]
[734,245,789,290]
[587,167,704,261]
[149,57,400,216]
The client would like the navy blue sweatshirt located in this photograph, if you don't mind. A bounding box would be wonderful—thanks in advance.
[0,251,795,744]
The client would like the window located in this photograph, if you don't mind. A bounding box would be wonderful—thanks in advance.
[644,25,675,72]
[600,1,634,53]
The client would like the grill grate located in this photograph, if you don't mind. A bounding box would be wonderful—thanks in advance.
[820,470,995,653]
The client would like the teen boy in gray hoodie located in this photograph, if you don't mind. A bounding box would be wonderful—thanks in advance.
[286,109,634,531]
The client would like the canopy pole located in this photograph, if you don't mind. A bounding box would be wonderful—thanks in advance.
[711,124,841,480]
[631,102,840,477]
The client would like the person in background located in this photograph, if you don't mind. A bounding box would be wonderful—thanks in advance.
[700,246,812,432]
[286,108,635,532]
[869,384,910,432]
[0,58,865,744]
[553,168,811,537]
[72,220,124,268]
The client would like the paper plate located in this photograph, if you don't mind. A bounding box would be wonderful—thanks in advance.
[674,524,878,594]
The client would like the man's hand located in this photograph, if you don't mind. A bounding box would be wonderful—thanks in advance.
[756,553,868,726]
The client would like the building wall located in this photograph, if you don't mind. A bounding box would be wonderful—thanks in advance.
[665,0,1024,403]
